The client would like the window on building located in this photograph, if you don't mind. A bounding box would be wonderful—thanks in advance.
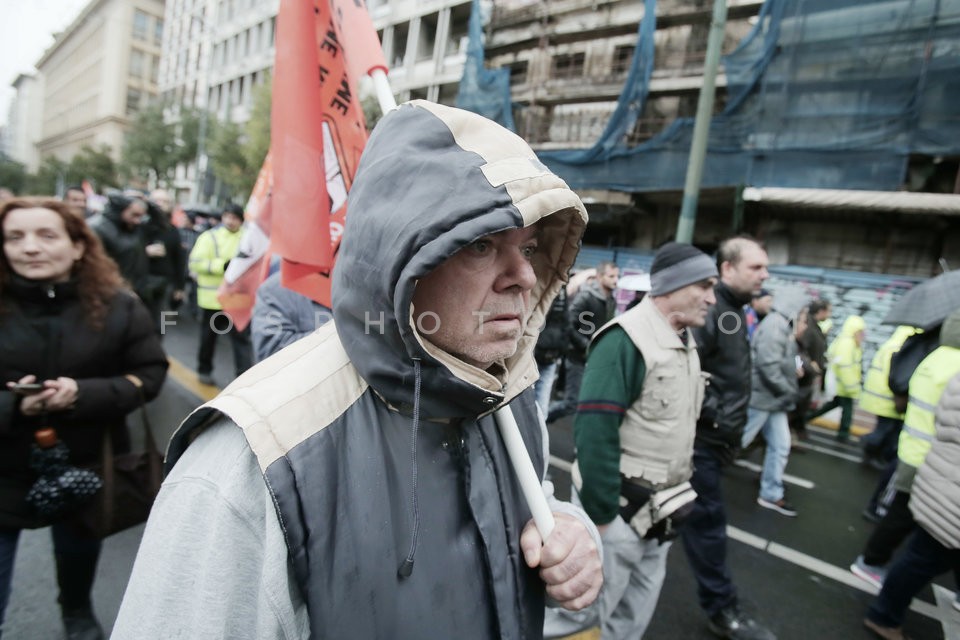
[133,10,149,39]
[393,22,410,67]
[446,3,471,56]
[150,55,160,84]
[268,18,276,48]
[129,50,145,78]
[126,88,142,115]
[613,45,634,76]
[510,60,529,86]
[551,52,585,80]
[154,19,164,46]
[417,13,438,61]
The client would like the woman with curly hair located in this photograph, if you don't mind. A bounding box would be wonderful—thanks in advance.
[0,199,168,639]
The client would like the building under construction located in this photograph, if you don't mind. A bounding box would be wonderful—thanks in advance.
[448,0,960,277]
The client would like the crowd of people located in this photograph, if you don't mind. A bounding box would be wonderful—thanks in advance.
[533,249,959,640]
[1,100,958,640]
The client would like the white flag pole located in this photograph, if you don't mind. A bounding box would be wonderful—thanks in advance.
[495,406,555,540]
[370,68,397,114]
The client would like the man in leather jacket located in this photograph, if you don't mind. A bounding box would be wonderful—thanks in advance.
[681,236,777,640]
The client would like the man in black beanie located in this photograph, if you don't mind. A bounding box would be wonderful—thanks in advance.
[682,236,776,640]
[546,242,718,639]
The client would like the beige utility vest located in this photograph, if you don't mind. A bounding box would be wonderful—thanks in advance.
[601,296,706,489]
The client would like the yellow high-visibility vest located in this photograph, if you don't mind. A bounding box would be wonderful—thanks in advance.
[898,346,960,468]
[860,326,918,419]
[188,225,243,310]
[828,316,865,399]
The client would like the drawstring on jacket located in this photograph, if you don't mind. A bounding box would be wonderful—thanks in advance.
[398,358,422,578]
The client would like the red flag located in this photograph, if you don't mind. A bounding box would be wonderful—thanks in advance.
[330,0,389,79]
[270,0,333,272]
[219,0,377,321]
[277,0,369,308]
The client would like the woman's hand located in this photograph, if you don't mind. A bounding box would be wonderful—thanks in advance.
[43,377,79,412]
[9,376,78,415]
[9,375,57,416]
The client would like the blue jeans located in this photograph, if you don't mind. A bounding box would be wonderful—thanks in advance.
[0,530,19,632]
[680,446,737,616]
[867,527,960,628]
[742,408,791,503]
[535,360,558,419]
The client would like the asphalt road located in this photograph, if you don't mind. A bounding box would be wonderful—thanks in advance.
[546,417,959,640]
[4,312,959,639]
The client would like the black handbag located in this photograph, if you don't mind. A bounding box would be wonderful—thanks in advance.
[77,388,163,539]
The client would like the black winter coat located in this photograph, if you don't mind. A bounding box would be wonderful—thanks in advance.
[92,208,150,298]
[692,281,753,458]
[0,278,168,530]
[567,281,615,362]
[143,215,186,291]
[800,321,828,373]
[535,287,568,364]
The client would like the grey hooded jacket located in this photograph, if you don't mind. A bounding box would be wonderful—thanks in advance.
[749,288,808,413]
[113,101,593,640]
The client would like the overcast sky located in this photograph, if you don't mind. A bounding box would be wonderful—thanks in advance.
[0,0,90,126]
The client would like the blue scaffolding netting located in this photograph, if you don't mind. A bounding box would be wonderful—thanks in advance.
[457,0,960,192]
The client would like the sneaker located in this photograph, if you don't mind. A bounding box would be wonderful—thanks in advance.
[708,605,776,640]
[757,496,798,517]
[198,372,215,386]
[863,617,908,639]
[851,555,887,589]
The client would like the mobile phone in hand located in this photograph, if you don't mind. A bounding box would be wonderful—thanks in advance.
[9,382,45,395]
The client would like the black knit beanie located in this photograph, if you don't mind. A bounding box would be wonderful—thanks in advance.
[650,242,718,296]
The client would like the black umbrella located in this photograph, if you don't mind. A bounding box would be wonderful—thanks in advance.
[883,270,960,331]
[25,429,103,518]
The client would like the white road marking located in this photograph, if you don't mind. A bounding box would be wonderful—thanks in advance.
[727,525,950,627]
[733,459,816,489]
[793,440,864,463]
[932,584,960,640]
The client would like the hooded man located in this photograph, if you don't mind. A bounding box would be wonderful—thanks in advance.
[113,101,602,639]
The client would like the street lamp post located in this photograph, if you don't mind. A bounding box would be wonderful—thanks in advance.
[676,0,728,243]
[191,11,214,203]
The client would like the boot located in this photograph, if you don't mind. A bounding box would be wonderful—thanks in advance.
[62,607,104,640]
[55,550,102,640]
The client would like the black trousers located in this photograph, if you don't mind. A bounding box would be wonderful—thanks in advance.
[680,446,738,616]
[197,308,253,376]
[863,490,915,566]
